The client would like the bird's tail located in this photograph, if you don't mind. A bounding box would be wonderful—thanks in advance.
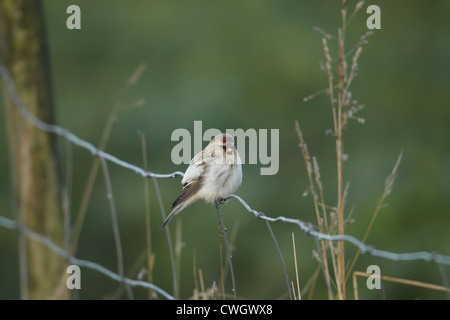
[159,201,191,231]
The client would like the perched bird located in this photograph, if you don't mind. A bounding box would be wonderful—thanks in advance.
[160,133,242,230]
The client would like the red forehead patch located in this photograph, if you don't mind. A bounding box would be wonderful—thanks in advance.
[222,135,233,144]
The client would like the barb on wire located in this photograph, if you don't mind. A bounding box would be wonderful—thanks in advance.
[229,195,450,266]
[0,216,175,300]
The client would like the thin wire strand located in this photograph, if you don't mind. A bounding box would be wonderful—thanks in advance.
[0,65,183,181]
[229,195,450,266]
[0,216,175,300]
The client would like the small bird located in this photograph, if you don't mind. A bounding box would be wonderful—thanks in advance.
[160,133,242,230]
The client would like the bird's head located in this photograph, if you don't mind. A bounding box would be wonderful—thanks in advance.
[211,133,236,155]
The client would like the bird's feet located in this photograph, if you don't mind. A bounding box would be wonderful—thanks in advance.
[215,197,231,208]
[218,196,231,205]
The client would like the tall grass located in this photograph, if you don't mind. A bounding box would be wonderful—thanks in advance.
[297,0,372,299]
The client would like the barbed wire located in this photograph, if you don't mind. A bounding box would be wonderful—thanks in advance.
[1,65,449,301]
[0,66,183,181]
[228,195,450,265]
[0,216,175,300]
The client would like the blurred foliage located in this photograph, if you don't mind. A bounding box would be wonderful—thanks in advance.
[1,0,449,299]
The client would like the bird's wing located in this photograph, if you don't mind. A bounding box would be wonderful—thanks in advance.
[162,177,203,230]
[170,176,203,209]
[181,147,214,185]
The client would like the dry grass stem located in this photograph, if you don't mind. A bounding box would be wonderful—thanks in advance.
[215,202,237,300]
[353,271,450,300]
[295,120,334,299]
[346,151,403,282]
[71,64,146,255]
[292,233,302,300]
[139,132,155,299]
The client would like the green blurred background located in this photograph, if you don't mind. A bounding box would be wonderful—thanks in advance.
[1,0,449,299]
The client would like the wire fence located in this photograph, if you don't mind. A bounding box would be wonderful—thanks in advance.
[0,215,175,300]
[1,65,449,300]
